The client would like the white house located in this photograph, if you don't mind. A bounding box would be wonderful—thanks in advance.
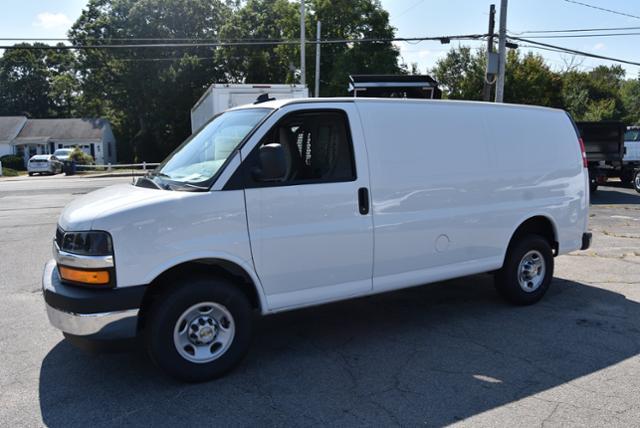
[0,116,28,157]
[0,116,117,166]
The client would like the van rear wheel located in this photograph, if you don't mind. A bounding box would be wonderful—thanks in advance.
[143,275,253,382]
[634,170,640,193]
[495,235,554,305]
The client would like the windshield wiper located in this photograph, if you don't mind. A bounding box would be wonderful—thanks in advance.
[148,171,171,179]
[168,182,209,191]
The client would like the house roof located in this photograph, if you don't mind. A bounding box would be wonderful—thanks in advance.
[0,116,27,141]
[16,118,109,141]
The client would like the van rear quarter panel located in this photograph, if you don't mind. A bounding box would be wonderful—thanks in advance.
[356,100,587,291]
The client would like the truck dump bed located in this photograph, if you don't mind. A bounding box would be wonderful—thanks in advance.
[576,121,625,163]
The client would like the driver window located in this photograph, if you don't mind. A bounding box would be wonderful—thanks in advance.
[251,110,356,185]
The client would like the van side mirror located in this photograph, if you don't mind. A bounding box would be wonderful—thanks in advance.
[252,143,287,182]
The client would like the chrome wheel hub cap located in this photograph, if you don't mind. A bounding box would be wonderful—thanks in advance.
[173,302,235,364]
[518,250,545,292]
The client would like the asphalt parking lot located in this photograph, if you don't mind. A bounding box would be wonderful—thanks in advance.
[1,174,639,427]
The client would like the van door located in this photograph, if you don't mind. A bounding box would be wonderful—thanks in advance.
[241,105,373,311]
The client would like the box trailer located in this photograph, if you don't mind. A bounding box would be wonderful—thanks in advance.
[190,84,308,133]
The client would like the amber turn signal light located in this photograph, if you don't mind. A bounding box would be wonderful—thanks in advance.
[59,266,110,285]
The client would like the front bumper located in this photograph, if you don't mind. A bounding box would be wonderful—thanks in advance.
[42,260,145,340]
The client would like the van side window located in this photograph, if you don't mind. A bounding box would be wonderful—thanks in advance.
[248,110,356,186]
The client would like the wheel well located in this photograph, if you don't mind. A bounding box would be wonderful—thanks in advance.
[137,259,261,332]
[509,216,558,255]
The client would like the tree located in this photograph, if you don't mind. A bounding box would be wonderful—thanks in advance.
[620,77,640,125]
[218,0,403,96]
[432,47,562,106]
[431,46,484,100]
[504,51,563,108]
[217,0,299,83]
[310,0,403,96]
[562,65,627,121]
[0,43,78,117]
[70,0,232,161]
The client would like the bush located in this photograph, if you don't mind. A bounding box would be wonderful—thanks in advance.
[69,148,94,165]
[1,167,20,177]
[0,155,25,171]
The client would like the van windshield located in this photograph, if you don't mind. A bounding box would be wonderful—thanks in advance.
[153,108,271,188]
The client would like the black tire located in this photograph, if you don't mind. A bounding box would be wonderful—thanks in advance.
[589,181,598,193]
[28,172,34,176]
[634,170,640,194]
[495,234,554,306]
[144,275,253,382]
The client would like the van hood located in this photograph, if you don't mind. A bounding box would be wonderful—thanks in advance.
[58,183,191,231]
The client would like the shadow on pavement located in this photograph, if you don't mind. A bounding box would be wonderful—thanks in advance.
[591,184,640,205]
[39,275,640,426]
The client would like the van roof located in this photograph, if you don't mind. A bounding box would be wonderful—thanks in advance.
[232,97,565,114]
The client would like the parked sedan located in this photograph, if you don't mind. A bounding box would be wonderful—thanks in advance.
[52,148,74,162]
[28,155,63,176]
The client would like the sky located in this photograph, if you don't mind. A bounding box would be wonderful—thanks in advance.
[0,0,638,78]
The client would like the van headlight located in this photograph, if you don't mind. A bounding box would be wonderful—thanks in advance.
[60,231,113,256]
[54,229,115,287]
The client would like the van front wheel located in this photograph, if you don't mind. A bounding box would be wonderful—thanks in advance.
[144,275,253,382]
[495,235,554,305]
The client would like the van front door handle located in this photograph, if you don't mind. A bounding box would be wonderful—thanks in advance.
[358,187,370,215]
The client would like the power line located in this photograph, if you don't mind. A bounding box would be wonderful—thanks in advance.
[396,0,426,18]
[521,31,640,39]
[0,37,299,42]
[562,0,640,20]
[510,25,640,35]
[0,34,487,50]
[510,36,640,67]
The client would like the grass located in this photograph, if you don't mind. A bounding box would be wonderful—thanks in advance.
[1,168,26,177]
[2,168,27,177]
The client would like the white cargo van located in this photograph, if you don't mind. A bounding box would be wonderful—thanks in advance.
[190,83,308,133]
[43,98,591,381]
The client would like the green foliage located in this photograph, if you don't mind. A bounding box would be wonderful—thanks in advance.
[69,0,233,162]
[1,167,21,177]
[504,51,563,107]
[218,0,299,83]
[433,46,639,124]
[620,78,640,125]
[218,0,402,96]
[0,43,78,117]
[0,155,26,171]
[309,0,403,96]
[69,148,94,165]
[431,46,485,100]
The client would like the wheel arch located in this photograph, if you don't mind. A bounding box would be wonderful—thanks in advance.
[137,258,266,333]
[504,215,559,264]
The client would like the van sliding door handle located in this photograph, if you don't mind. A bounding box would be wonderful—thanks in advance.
[358,187,370,215]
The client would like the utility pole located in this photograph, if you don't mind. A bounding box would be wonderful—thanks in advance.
[300,0,306,86]
[482,4,496,101]
[495,0,508,103]
[315,21,321,97]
